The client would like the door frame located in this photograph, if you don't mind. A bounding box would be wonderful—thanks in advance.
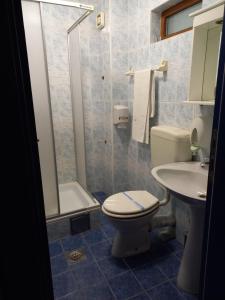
[2,0,225,299]
[199,5,225,299]
[2,0,54,299]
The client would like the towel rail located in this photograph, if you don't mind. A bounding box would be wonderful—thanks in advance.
[125,60,168,76]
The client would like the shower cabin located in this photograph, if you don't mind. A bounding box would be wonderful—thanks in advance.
[21,0,100,220]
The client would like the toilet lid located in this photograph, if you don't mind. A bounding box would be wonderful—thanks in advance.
[103,191,159,215]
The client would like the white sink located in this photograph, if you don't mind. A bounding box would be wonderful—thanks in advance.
[151,161,209,295]
[152,162,208,204]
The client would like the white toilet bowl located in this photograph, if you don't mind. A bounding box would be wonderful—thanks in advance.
[102,126,192,258]
[102,191,160,257]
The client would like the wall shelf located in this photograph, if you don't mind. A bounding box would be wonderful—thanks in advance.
[184,101,215,105]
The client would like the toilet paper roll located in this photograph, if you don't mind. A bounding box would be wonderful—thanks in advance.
[190,116,212,155]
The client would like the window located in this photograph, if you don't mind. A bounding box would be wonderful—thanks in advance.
[160,0,202,39]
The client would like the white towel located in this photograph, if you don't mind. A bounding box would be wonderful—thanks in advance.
[150,70,155,118]
[132,69,155,144]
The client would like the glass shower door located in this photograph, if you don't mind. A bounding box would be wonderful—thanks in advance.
[22,0,59,218]
[68,26,87,190]
[22,0,99,219]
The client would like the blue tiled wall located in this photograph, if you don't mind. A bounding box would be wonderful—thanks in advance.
[79,0,112,193]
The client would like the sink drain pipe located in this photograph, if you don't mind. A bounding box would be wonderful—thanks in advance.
[150,189,176,240]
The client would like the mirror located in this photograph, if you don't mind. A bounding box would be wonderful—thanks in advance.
[202,23,222,101]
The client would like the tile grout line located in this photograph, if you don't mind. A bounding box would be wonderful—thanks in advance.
[51,219,187,299]
[66,231,113,298]
[128,270,168,292]
[52,268,72,279]
[93,244,147,300]
[125,291,151,300]
[56,290,76,300]
[168,277,188,299]
[121,246,183,296]
[82,230,118,300]
[148,263,186,299]
[53,242,186,300]
[128,265,170,298]
[52,235,91,297]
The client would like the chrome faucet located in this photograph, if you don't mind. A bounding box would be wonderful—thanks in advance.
[200,157,210,168]
[190,145,210,168]
[198,148,210,168]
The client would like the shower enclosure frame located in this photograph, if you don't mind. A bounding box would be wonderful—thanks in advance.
[23,0,97,219]
[24,0,94,13]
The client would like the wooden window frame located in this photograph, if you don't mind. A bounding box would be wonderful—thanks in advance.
[160,0,202,40]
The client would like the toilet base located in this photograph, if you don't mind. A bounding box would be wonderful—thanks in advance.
[112,225,150,257]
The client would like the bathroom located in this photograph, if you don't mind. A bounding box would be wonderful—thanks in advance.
[7,0,224,299]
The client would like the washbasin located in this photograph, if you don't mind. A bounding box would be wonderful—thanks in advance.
[152,162,208,204]
[151,161,209,295]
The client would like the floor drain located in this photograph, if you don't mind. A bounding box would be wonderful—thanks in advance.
[67,250,85,263]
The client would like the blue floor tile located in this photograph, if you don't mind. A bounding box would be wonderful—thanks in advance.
[124,250,155,269]
[178,289,198,300]
[147,281,184,300]
[72,261,106,288]
[165,240,184,253]
[157,255,180,279]
[107,237,113,244]
[53,271,78,299]
[99,213,110,225]
[51,254,68,276]
[90,240,112,261]
[61,234,84,252]
[57,292,76,300]
[57,290,85,300]
[108,271,143,300]
[81,282,114,300]
[149,240,172,261]
[49,240,63,257]
[133,263,168,290]
[92,191,107,199]
[50,230,191,300]
[180,292,198,300]
[82,228,107,245]
[92,192,107,204]
[129,293,151,300]
[175,250,183,261]
[102,223,117,238]
[171,278,198,300]
[97,256,129,279]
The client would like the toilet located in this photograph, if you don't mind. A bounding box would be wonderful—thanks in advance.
[102,126,192,257]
